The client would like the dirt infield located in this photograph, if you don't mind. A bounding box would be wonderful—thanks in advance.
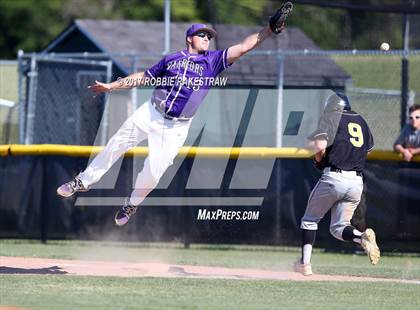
[1,256,419,284]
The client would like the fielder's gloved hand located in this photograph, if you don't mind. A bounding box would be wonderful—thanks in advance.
[313,158,327,171]
[269,2,293,34]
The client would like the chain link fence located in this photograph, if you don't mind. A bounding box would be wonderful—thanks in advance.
[331,53,420,149]
[16,54,112,145]
[1,50,419,148]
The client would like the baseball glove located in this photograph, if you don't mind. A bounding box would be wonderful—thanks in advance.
[269,2,293,34]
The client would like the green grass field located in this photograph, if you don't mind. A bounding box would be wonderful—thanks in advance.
[334,55,420,92]
[0,62,18,102]
[2,275,419,310]
[1,240,419,309]
[0,62,19,144]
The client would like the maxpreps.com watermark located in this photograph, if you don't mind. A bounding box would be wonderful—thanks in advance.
[197,209,259,221]
[118,76,228,91]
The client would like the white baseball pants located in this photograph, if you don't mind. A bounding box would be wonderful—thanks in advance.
[79,100,191,205]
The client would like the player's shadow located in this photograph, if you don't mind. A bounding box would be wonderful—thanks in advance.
[168,266,248,279]
[0,265,68,275]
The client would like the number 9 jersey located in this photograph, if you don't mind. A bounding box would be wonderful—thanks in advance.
[310,109,374,172]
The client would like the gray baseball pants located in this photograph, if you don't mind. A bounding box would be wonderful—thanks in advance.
[301,168,364,241]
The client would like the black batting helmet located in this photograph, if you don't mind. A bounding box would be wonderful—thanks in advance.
[324,92,351,112]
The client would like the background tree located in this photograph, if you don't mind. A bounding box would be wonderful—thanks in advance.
[0,0,416,59]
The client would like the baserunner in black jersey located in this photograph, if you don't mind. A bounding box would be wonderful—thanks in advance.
[294,92,380,276]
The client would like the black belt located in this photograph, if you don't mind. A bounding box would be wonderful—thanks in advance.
[151,101,191,122]
[328,166,362,177]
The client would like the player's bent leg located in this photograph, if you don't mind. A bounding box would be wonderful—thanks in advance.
[329,183,362,241]
[115,131,188,225]
[113,167,166,226]
[138,119,189,197]
[57,116,147,198]
[80,119,147,186]
[114,171,160,227]
[114,120,190,226]
[330,189,379,264]
[114,157,160,226]
[361,228,380,265]
[339,225,363,243]
[59,122,147,199]
[330,211,381,265]
[130,157,163,205]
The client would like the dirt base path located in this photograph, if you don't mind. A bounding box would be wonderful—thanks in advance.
[1,256,418,284]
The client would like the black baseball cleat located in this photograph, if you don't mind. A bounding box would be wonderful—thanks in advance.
[57,174,89,197]
[115,198,138,226]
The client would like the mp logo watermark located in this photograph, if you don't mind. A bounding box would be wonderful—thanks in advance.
[75,88,331,208]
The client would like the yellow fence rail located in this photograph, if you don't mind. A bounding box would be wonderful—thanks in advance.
[0,144,419,162]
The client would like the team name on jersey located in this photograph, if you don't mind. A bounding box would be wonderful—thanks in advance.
[166,59,204,77]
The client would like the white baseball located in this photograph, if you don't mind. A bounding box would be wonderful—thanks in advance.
[380,42,390,51]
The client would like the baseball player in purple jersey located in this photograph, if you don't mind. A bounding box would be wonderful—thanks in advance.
[57,3,294,226]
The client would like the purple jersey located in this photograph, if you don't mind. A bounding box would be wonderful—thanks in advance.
[144,48,232,118]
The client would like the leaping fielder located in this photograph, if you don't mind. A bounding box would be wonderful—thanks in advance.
[57,3,294,226]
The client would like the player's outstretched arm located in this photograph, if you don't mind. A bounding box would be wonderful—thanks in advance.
[88,71,145,94]
[226,2,292,64]
[226,26,273,64]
